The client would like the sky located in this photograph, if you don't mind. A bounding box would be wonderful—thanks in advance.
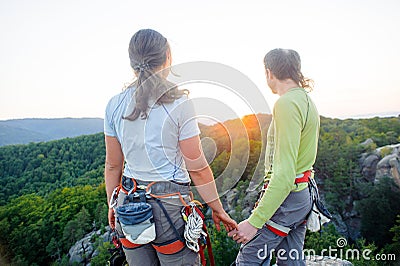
[0,0,399,121]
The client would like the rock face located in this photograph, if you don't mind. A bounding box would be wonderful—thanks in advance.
[69,227,112,265]
[360,142,400,185]
[375,144,400,187]
[223,183,260,220]
[339,140,400,240]
[305,256,353,265]
[359,153,380,182]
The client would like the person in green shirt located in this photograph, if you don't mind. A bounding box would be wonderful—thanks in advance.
[229,48,320,265]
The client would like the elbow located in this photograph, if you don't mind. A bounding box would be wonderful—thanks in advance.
[105,161,123,172]
[189,166,213,183]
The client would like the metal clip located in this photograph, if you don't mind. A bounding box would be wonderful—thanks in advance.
[137,185,147,190]
[109,186,119,209]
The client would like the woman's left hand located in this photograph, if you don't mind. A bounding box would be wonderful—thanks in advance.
[212,209,238,232]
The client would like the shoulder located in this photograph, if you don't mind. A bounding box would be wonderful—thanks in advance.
[106,87,134,111]
[273,90,306,123]
[173,93,190,104]
[164,93,192,111]
[274,88,306,111]
[274,93,296,112]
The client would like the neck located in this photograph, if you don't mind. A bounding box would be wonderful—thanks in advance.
[275,79,300,96]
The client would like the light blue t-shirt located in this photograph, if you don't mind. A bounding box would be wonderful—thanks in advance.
[104,86,200,183]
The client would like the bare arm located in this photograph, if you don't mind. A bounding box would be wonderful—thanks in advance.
[180,135,237,231]
[105,135,124,228]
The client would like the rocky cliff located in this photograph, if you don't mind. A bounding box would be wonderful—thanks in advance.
[69,227,112,265]
[331,140,400,240]
[360,139,400,186]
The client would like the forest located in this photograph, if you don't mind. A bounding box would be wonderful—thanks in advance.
[0,115,399,265]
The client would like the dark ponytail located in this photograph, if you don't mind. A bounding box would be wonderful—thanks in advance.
[124,29,187,121]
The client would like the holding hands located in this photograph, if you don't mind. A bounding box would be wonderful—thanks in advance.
[228,219,258,244]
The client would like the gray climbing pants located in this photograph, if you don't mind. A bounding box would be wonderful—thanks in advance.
[236,187,312,265]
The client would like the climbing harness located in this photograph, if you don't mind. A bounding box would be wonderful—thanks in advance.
[255,170,311,236]
[254,170,312,209]
[254,170,332,236]
[110,176,215,266]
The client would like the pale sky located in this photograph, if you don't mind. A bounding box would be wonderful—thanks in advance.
[0,0,399,121]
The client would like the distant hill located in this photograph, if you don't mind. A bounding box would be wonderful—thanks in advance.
[0,118,104,146]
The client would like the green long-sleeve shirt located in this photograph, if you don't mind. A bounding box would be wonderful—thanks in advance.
[248,87,320,229]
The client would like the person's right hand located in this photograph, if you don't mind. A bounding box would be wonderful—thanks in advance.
[108,208,115,229]
[212,209,238,232]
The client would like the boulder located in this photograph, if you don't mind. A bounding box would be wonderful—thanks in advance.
[375,144,400,186]
[360,138,374,147]
[360,153,380,182]
[69,227,112,265]
[305,256,353,265]
[69,231,96,264]
[359,142,400,185]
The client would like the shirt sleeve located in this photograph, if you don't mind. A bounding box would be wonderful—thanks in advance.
[248,97,302,228]
[178,96,200,141]
[104,97,117,137]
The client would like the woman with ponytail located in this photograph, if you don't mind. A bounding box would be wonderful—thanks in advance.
[104,29,237,265]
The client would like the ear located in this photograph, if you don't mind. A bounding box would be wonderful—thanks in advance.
[160,51,172,78]
[133,69,139,78]
[166,49,172,65]
[265,68,271,79]
[267,69,277,81]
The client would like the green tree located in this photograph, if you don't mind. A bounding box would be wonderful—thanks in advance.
[76,206,92,232]
[304,224,340,254]
[62,219,83,249]
[207,225,239,266]
[383,215,400,258]
[357,177,400,247]
[93,203,109,229]
[90,240,114,266]
[46,237,62,262]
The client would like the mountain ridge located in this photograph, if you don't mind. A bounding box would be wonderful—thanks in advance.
[0,118,104,146]
[1,114,399,147]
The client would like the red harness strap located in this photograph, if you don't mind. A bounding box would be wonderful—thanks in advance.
[119,230,186,255]
[203,225,215,266]
[119,238,142,249]
[152,239,186,255]
[263,170,311,190]
[266,224,288,237]
[295,170,311,184]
